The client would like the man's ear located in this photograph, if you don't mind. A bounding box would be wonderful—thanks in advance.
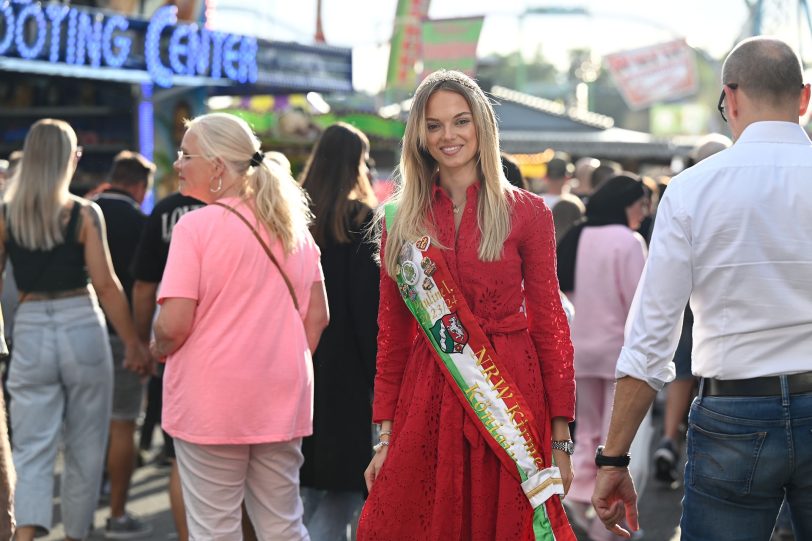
[799,84,810,117]
[725,85,740,122]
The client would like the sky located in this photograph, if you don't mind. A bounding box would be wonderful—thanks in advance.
[212,0,812,93]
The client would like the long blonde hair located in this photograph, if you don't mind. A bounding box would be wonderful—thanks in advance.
[185,113,312,253]
[4,119,77,250]
[379,70,515,276]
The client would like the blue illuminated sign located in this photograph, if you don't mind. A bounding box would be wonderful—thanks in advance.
[0,1,258,88]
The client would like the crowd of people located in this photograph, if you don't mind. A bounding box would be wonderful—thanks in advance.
[0,35,809,541]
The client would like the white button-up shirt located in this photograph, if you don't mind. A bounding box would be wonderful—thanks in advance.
[617,121,812,390]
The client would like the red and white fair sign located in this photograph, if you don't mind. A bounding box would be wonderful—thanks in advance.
[605,39,699,111]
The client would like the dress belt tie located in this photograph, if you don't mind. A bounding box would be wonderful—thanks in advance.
[475,312,528,335]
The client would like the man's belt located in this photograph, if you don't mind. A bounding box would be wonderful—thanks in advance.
[702,372,812,397]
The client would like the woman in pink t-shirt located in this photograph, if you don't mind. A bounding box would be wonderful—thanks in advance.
[152,113,329,540]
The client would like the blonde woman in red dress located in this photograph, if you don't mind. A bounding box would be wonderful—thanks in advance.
[357,70,577,540]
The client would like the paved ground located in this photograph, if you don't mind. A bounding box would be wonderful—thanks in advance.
[37,440,681,541]
[39,404,792,540]
[41,427,685,541]
[43,453,177,540]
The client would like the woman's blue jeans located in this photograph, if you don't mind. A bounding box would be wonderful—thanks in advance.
[8,295,113,539]
[680,379,812,541]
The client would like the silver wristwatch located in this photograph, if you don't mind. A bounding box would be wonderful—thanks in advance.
[552,439,574,455]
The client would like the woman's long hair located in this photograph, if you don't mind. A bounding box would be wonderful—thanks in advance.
[186,113,312,253]
[377,70,515,277]
[4,119,77,250]
[300,123,377,246]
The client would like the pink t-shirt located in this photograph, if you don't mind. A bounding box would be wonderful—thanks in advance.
[158,197,323,444]
[570,225,647,380]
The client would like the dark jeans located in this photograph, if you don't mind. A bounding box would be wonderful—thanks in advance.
[681,379,812,540]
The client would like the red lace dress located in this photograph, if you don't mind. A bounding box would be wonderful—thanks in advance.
[357,184,575,540]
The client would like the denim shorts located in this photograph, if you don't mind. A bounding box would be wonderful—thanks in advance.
[110,334,145,421]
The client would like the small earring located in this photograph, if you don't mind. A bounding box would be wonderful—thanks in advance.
[209,176,223,193]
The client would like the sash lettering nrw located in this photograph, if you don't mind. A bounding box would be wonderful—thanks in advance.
[384,204,576,541]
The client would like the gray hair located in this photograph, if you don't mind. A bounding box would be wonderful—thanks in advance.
[692,133,732,162]
[722,37,803,106]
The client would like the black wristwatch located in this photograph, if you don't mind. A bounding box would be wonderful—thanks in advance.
[595,445,631,468]
[552,439,574,455]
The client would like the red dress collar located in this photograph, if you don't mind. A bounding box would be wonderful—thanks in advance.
[431,178,482,202]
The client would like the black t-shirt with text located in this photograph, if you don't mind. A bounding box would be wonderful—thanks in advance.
[132,193,204,283]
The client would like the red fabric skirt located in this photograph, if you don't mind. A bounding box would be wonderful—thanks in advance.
[357,330,556,540]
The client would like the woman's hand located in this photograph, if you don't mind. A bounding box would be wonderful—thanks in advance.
[553,449,574,496]
[550,417,573,495]
[124,340,152,377]
[149,338,166,363]
[364,445,388,492]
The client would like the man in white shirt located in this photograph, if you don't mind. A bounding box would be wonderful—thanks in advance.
[591,37,812,540]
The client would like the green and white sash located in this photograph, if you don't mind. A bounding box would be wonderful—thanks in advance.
[385,205,575,541]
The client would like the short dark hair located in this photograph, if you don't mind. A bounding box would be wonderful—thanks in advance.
[546,152,574,180]
[590,162,621,191]
[722,37,803,106]
[109,151,155,187]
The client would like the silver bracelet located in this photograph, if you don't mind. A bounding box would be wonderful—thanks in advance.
[372,440,390,453]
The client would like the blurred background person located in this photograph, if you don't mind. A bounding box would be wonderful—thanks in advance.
[636,176,660,244]
[572,157,600,198]
[0,152,18,432]
[588,161,622,196]
[552,199,586,244]
[541,152,586,242]
[0,390,12,540]
[539,152,575,207]
[500,153,529,190]
[691,132,734,164]
[299,122,380,540]
[6,152,23,176]
[556,174,648,541]
[0,151,23,351]
[0,161,8,190]
[5,119,148,541]
[152,113,328,539]
[93,150,155,538]
[653,133,732,486]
